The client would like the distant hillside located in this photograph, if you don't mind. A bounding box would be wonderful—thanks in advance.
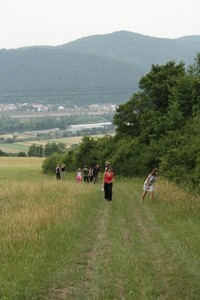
[63,31,200,66]
[0,31,200,106]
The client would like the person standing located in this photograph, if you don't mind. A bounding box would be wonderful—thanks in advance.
[102,166,115,201]
[105,161,116,177]
[141,168,159,203]
[61,163,66,178]
[93,164,100,184]
[76,168,82,183]
[83,165,89,183]
[88,167,93,183]
[55,164,61,180]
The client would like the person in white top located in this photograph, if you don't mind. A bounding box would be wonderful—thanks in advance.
[141,168,159,203]
[76,168,82,183]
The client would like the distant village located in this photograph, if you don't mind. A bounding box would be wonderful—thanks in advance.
[0,102,117,114]
[0,102,116,137]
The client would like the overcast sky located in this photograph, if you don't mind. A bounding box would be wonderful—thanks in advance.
[1,0,200,49]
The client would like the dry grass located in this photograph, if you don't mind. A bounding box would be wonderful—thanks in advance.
[157,178,200,213]
[0,156,44,169]
[0,178,86,245]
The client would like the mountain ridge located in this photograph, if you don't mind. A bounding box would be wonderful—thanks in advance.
[0,31,200,105]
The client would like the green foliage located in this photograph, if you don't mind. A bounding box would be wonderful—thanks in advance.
[114,61,186,143]
[112,55,200,191]
[160,112,200,191]
[17,151,27,157]
[139,61,185,113]
[44,142,66,157]
[95,135,117,168]
[27,142,66,158]
[188,52,200,78]
[42,152,64,174]
[62,149,77,171]
[28,144,44,157]
[0,149,7,156]
[112,138,141,176]
[74,136,98,168]
[113,94,142,138]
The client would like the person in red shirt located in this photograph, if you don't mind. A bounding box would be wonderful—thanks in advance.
[102,166,115,201]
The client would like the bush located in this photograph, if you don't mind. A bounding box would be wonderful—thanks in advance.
[42,153,64,174]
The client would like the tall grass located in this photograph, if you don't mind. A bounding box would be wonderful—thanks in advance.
[0,158,200,299]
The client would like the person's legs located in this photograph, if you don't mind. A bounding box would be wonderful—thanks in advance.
[108,183,113,201]
[104,183,109,200]
[141,190,147,203]
[150,190,154,202]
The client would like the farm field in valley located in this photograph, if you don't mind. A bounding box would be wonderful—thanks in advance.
[0,135,106,154]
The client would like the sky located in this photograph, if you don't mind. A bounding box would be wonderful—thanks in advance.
[0,0,200,49]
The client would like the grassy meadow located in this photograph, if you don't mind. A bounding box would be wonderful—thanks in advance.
[0,157,200,299]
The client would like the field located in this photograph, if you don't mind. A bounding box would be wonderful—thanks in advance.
[0,157,200,299]
[0,135,107,154]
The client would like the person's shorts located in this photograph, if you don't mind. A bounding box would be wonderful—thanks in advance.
[143,183,154,192]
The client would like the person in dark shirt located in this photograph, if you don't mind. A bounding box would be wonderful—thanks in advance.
[55,164,61,180]
[83,165,89,183]
[93,164,100,184]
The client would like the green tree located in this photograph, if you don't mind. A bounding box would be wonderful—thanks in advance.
[44,142,66,157]
[113,93,142,138]
[17,151,27,157]
[74,136,98,168]
[0,149,7,156]
[114,61,186,142]
[139,61,185,113]
[42,152,64,174]
[28,144,44,157]
[188,52,200,78]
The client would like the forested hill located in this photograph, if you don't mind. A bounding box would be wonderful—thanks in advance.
[0,31,200,105]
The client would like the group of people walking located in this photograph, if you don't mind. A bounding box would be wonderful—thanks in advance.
[76,162,115,201]
[76,164,101,184]
[56,162,159,203]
